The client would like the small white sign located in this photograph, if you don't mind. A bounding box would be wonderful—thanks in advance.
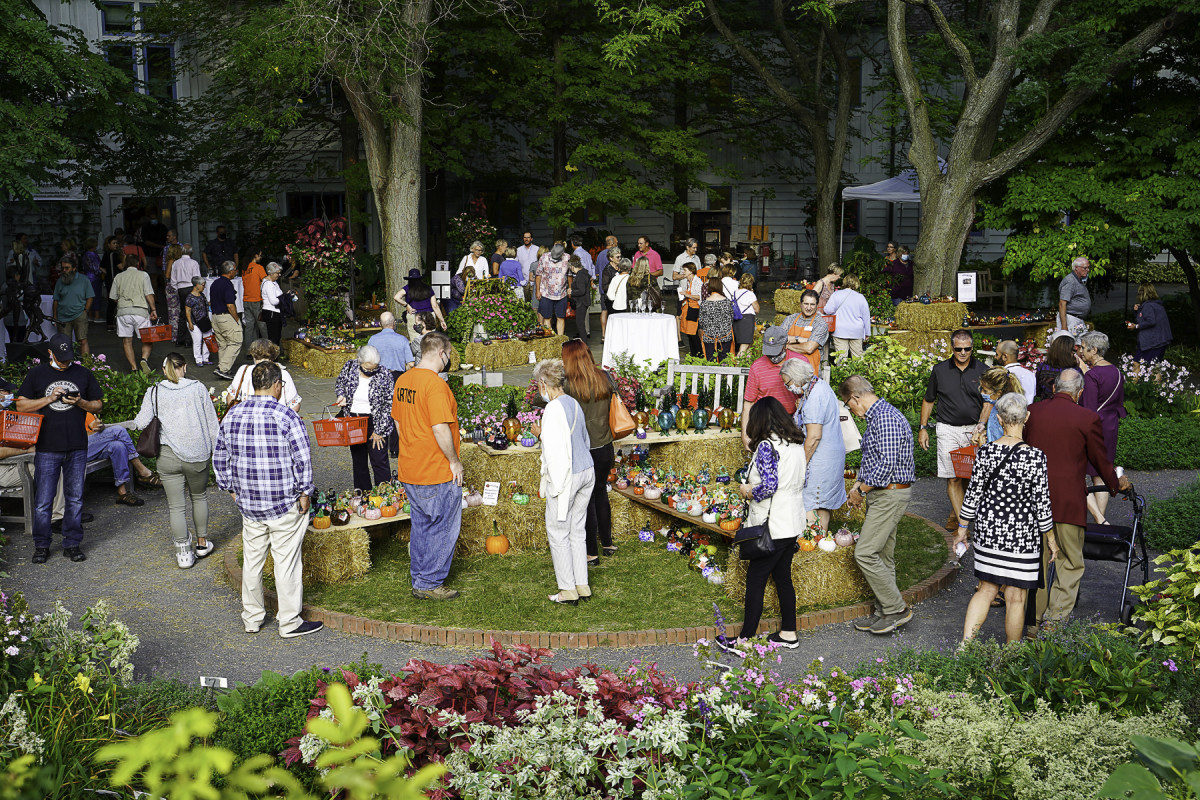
[200,676,228,688]
[462,372,483,386]
[432,269,451,285]
[481,481,501,506]
[435,260,450,271]
[957,272,977,304]
[484,371,504,388]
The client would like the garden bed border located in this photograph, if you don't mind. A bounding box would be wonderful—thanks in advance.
[223,513,959,649]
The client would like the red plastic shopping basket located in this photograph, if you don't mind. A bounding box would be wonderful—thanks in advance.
[203,334,218,353]
[823,314,836,333]
[0,411,42,447]
[139,324,174,343]
[950,446,978,480]
[312,406,369,447]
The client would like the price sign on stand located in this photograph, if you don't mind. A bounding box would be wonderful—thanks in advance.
[481,481,501,506]
[957,272,977,304]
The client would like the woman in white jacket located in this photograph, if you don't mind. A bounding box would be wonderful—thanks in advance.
[133,353,221,568]
[534,358,594,606]
[728,396,806,649]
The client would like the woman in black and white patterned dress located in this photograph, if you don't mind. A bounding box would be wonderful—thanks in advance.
[955,393,1055,644]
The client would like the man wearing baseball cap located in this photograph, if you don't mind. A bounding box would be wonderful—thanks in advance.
[15,334,103,563]
[741,325,797,443]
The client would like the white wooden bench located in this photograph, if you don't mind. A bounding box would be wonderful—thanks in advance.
[664,362,750,412]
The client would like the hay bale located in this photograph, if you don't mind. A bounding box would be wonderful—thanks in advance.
[773,289,807,315]
[830,478,865,526]
[464,335,566,371]
[888,329,952,357]
[648,436,747,476]
[895,302,967,333]
[723,543,870,616]
[256,526,371,585]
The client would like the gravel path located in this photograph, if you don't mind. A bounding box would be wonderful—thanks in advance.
[3,318,1191,686]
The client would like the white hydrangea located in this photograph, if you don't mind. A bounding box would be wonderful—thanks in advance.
[0,692,45,757]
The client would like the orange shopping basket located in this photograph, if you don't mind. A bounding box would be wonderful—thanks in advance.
[823,314,836,333]
[950,446,978,480]
[0,410,42,447]
[139,324,174,343]
[313,405,369,447]
[203,334,218,353]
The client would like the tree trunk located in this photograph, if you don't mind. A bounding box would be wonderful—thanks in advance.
[810,137,839,274]
[1168,247,1200,344]
[914,178,978,296]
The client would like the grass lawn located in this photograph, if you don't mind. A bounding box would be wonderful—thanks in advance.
[303,516,947,632]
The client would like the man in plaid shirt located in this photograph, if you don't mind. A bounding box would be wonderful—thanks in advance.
[839,374,916,635]
[214,361,323,638]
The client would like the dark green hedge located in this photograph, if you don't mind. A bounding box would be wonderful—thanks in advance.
[1143,477,1200,551]
[1116,416,1200,471]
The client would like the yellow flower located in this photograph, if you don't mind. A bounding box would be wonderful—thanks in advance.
[32,673,42,686]
[74,673,92,695]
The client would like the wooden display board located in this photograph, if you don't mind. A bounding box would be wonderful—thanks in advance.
[612,486,737,540]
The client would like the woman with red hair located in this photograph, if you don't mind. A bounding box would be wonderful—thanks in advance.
[562,338,618,566]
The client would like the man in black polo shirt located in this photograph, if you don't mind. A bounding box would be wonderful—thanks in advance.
[918,329,991,530]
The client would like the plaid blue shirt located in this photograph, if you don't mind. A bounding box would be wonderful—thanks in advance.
[858,398,915,487]
[213,395,314,521]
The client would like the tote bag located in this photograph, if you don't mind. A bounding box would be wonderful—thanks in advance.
[135,386,161,459]
[609,393,636,440]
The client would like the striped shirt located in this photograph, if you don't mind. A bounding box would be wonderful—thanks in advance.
[858,398,915,487]
[213,395,314,521]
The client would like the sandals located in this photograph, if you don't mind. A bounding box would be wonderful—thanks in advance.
[587,557,600,567]
[136,472,163,489]
[115,492,145,507]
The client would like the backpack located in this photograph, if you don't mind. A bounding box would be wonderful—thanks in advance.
[731,291,744,321]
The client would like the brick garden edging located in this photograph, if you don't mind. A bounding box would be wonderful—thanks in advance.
[223,513,959,648]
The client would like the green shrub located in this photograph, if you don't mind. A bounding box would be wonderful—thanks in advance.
[116,677,219,734]
[0,355,157,424]
[1116,416,1200,471]
[1133,549,1200,660]
[880,688,1184,800]
[445,285,536,344]
[830,336,941,415]
[1142,478,1200,551]
[213,668,324,765]
[1097,734,1200,800]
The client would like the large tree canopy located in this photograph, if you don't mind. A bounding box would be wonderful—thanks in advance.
[0,0,150,200]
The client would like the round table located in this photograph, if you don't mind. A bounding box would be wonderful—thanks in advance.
[601,312,679,368]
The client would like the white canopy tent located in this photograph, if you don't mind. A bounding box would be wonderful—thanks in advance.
[839,169,922,262]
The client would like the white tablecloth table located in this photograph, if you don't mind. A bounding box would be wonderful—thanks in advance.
[203,277,245,315]
[601,312,679,369]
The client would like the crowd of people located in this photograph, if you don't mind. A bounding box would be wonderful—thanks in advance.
[5,230,1172,647]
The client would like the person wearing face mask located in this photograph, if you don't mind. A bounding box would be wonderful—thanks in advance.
[780,357,847,533]
[16,334,104,564]
[214,360,322,638]
[333,345,395,492]
[391,331,463,602]
[52,258,95,356]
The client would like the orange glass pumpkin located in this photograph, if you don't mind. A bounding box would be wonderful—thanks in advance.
[312,514,331,529]
[486,533,511,555]
[799,538,817,552]
[633,485,645,495]
[503,418,522,442]
[719,518,741,532]
[381,504,398,518]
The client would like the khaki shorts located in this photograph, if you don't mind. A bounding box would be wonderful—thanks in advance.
[116,313,150,338]
[56,315,88,342]
[935,422,976,479]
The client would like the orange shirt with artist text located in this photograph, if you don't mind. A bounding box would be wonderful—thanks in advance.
[242,261,266,302]
[391,367,459,485]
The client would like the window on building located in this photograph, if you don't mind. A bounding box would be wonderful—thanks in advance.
[708,186,732,211]
[287,192,346,221]
[101,2,177,100]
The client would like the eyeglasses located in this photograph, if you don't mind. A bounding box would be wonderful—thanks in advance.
[953,347,973,353]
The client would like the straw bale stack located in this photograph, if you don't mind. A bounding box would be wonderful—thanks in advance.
[464,335,566,370]
[256,527,371,585]
[887,330,953,357]
[895,302,967,333]
[773,289,807,315]
[649,436,747,475]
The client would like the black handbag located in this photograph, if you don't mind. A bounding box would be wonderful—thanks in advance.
[733,523,776,560]
[135,386,161,459]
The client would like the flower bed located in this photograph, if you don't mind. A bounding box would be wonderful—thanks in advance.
[446,290,538,344]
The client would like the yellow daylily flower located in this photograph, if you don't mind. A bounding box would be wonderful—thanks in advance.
[74,673,92,695]
[32,673,43,686]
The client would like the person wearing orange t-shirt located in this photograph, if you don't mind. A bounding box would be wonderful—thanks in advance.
[241,251,268,347]
[391,330,463,601]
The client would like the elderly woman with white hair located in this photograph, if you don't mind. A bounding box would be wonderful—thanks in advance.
[1075,330,1126,525]
[334,344,395,491]
[955,392,1054,644]
[780,357,847,531]
[458,240,489,280]
[533,358,594,606]
[259,261,286,345]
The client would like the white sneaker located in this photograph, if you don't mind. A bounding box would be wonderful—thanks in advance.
[175,542,195,569]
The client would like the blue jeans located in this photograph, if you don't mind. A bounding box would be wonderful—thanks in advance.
[33,449,87,549]
[87,426,137,486]
[403,480,462,590]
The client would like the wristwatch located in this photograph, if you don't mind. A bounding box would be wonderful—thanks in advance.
[919,424,931,430]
